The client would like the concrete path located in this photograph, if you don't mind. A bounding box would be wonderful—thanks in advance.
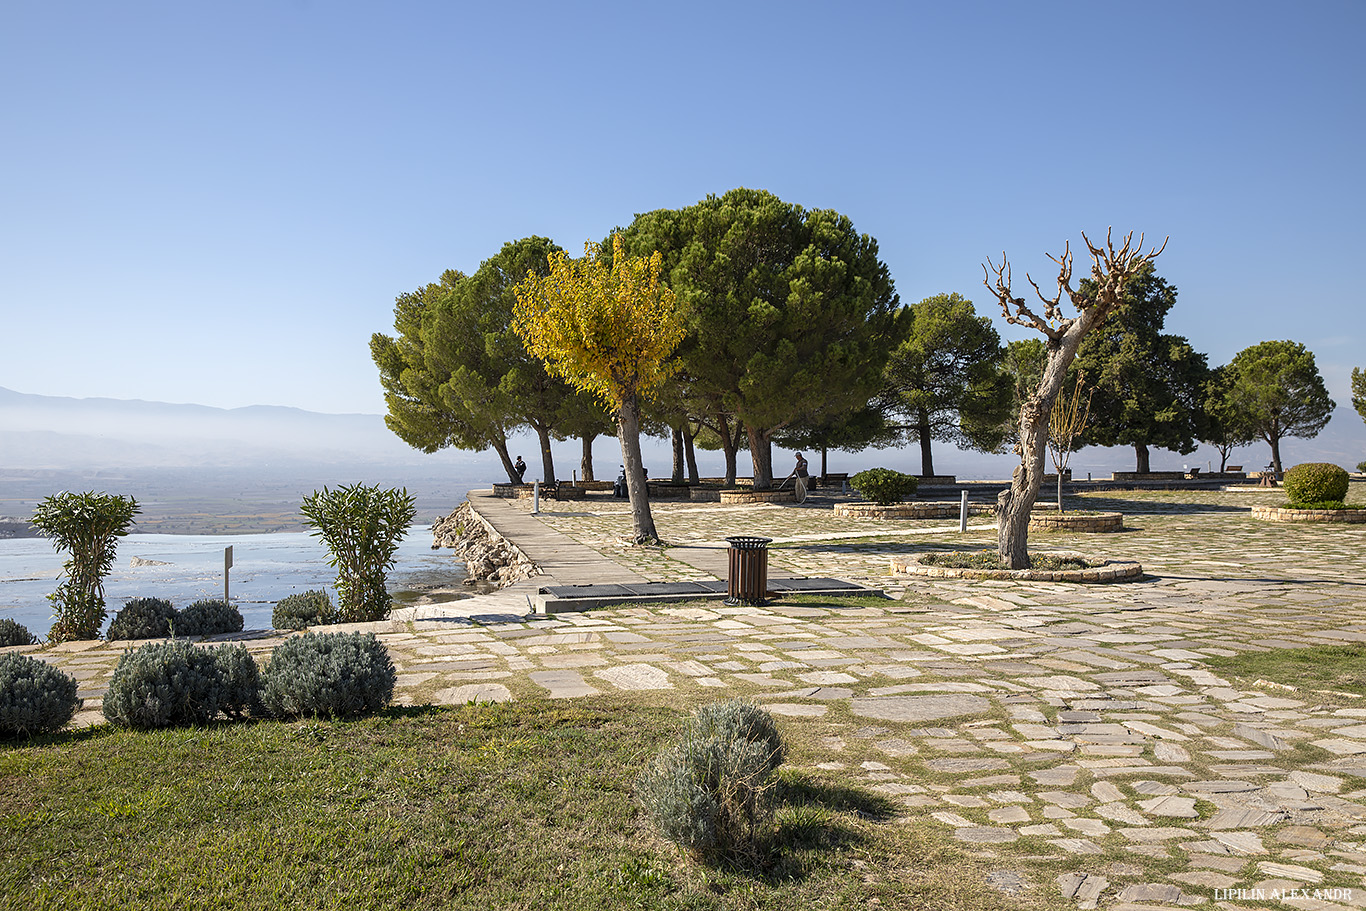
[13,482,1366,909]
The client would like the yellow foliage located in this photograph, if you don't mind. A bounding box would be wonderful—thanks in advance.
[512,234,684,410]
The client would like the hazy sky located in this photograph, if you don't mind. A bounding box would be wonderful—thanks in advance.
[2,1,1362,416]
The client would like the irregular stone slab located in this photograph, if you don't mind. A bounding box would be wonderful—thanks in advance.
[1137,796,1199,818]
[1048,838,1103,854]
[1170,870,1238,889]
[943,794,991,808]
[1210,830,1265,854]
[431,683,511,704]
[924,757,1009,773]
[1185,780,1258,794]
[765,703,828,717]
[1153,742,1191,763]
[1091,781,1125,803]
[1120,826,1198,842]
[1257,861,1323,883]
[1276,825,1332,848]
[594,663,673,690]
[873,738,918,756]
[1062,818,1110,837]
[1039,790,1091,809]
[1096,802,1149,825]
[1203,808,1287,829]
[1313,739,1366,756]
[930,811,975,827]
[1057,872,1107,910]
[954,826,1018,843]
[1030,766,1080,786]
[1289,770,1343,793]
[1234,722,1288,750]
[850,694,990,723]
[984,870,1030,896]
[1091,765,1194,779]
[1116,883,1181,903]
[988,806,1030,824]
[529,669,600,699]
[1020,823,1060,836]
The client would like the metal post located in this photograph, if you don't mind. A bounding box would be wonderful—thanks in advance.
[532,480,540,515]
[224,545,233,604]
[959,490,968,533]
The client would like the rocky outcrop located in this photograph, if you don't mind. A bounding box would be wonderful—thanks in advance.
[431,502,537,587]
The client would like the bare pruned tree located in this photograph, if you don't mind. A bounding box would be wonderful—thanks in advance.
[982,229,1166,568]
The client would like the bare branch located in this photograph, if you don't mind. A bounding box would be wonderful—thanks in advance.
[982,255,1063,341]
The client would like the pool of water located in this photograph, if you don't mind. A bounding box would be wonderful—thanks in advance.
[0,527,466,636]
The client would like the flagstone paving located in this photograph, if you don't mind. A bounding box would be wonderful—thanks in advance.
[9,482,1366,909]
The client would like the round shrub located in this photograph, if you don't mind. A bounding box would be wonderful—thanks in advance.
[272,590,335,630]
[1283,462,1350,507]
[635,701,785,864]
[0,619,39,648]
[103,640,258,729]
[177,599,244,637]
[0,653,81,737]
[850,468,919,506]
[106,597,177,641]
[260,632,396,720]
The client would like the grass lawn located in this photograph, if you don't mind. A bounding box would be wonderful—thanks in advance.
[1,696,1042,911]
[1203,643,1366,698]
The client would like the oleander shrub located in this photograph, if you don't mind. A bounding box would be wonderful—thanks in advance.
[177,599,244,637]
[103,640,258,729]
[850,468,919,506]
[0,619,39,647]
[0,652,81,737]
[272,590,336,630]
[30,490,140,643]
[260,632,396,720]
[1283,462,1350,507]
[106,597,176,641]
[635,701,785,864]
[300,484,416,623]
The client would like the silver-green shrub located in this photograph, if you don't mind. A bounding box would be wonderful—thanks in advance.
[177,599,244,637]
[106,597,176,641]
[103,640,258,728]
[0,653,81,737]
[635,700,785,863]
[272,590,336,630]
[0,619,39,647]
[260,632,396,719]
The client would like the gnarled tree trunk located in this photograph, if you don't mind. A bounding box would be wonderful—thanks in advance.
[617,395,658,542]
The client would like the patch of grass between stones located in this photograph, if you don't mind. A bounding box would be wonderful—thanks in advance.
[1203,643,1366,698]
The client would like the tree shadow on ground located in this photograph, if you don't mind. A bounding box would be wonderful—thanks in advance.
[1068,494,1256,514]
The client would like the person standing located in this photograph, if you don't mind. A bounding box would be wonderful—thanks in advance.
[514,456,527,482]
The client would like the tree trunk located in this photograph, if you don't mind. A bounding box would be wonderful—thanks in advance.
[1134,443,1150,473]
[491,438,520,484]
[671,426,685,483]
[717,412,740,485]
[819,446,829,480]
[617,395,658,542]
[682,423,700,484]
[746,425,774,489]
[533,422,556,484]
[917,409,935,477]
[1269,433,1283,477]
[580,434,596,482]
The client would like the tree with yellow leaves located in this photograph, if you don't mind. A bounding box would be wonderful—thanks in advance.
[513,234,685,543]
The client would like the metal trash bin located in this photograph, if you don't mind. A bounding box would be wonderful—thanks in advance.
[725,536,772,606]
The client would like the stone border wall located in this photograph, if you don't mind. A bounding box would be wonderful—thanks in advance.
[890,552,1143,583]
[835,502,994,519]
[1029,512,1124,532]
[1251,505,1366,524]
[719,489,796,505]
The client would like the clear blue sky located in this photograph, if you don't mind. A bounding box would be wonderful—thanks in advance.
[3,1,1362,416]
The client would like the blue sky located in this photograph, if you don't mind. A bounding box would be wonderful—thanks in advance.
[2,1,1363,421]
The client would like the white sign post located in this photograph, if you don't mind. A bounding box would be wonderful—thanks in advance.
[224,545,234,605]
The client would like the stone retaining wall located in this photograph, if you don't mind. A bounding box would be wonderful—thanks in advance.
[1029,512,1124,532]
[1251,505,1366,523]
[835,502,994,519]
[1111,471,1186,482]
[719,489,796,505]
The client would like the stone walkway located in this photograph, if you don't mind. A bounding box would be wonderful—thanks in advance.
[10,482,1366,909]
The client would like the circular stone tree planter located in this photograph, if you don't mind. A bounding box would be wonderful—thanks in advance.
[1251,505,1366,523]
[719,489,796,505]
[834,502,994,519]
[890,552,1143,583]
[1028,511,1124,532]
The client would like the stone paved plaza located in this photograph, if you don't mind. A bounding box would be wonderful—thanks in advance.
[11,482,1366,909]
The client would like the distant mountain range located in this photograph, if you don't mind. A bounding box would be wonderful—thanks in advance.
[0,386,490,471]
